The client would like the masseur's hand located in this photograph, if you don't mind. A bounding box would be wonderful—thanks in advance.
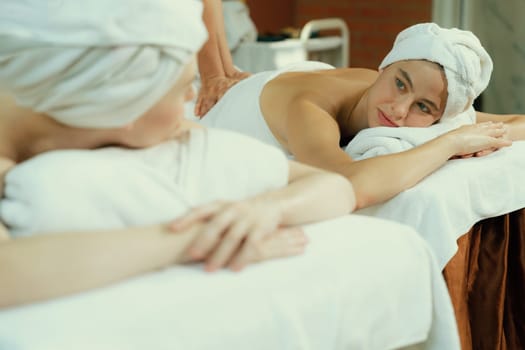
[195,70,251,117]
[169,198,294,272]
[446,122,512,158]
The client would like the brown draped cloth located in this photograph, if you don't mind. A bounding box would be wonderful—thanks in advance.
[443,208,525,350]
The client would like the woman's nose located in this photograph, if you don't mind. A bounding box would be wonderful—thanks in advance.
[391,96,411,120]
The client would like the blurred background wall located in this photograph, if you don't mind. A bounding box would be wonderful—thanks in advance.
[246,0,432,69]
[432,0,524,113]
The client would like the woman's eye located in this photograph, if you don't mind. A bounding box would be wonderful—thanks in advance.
[417,102,430,113]
[395,78,405,90]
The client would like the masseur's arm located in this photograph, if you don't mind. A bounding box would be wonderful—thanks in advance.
[0,223,206,309]
[477,111,525,141]
[195,0,250,117]
[286,99,511,209]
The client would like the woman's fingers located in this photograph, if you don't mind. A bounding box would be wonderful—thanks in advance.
[475,148,494,157]
[204,217,253,272]
[194,92,217,117]
[223,223,268,271]
[493,138,512,148]
[195,76,239,117]
[186,204,240,260]
[228,227,308,272]
[452,122,513,156]
[170,198,288,271]
[200,96,217,117]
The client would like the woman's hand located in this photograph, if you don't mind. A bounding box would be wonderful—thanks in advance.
[194,71,251,117]
[169,198,303,272]
[446,122,512,158]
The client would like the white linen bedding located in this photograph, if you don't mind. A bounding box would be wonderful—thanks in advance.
[1,129,289,236]
[0,216,459,350]
[355,140,525,268]
[344,108,475,161]
[0,128,460,349]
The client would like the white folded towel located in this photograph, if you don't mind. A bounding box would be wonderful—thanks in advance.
[379,23,493,121]
[345,107,475,160]
[0,0,207,128]
[1,129,289,236]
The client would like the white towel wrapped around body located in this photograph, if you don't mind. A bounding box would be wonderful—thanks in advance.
[379,22,493,121]
[0,0,207,128]
[345,107,475,160]
[0,129,289,236]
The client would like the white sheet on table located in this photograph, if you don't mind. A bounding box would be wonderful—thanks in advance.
[0,215,459,350]
[0,128,459,349]
[357,140,525,268]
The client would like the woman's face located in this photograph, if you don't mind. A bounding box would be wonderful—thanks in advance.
[366,60,447,128]
[119,60,196,148]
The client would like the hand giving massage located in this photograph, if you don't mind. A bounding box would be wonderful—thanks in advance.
[199,22,525,210]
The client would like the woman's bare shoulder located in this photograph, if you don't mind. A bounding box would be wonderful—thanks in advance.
[329,67,379,82]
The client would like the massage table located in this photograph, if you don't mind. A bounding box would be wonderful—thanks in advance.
[0,215,459,350]
[355,140,525,350]
[444,210,525,350]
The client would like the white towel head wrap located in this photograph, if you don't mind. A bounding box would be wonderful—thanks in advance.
[379,22,493,121]
[0,0,207,128]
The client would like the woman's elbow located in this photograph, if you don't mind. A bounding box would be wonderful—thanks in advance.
[329,172,357,213]
[351,187,378,210]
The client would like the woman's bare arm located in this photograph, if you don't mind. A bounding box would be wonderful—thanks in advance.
[477,111,525,141]
[286,99,511,209]
[0,223,201,309]
[255,161,355,226]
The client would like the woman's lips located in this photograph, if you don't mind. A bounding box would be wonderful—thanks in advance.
[378,110,398,127]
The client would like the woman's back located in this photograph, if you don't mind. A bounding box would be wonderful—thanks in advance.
[260,67,378,147]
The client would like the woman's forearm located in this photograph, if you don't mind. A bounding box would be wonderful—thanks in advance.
[254,162,355,225]
[0,225,199,309]
[506,115,525,141]
[341,135,457,209]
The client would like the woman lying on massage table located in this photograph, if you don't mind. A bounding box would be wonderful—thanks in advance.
[199,23,525,209]
[0,0,356,308]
